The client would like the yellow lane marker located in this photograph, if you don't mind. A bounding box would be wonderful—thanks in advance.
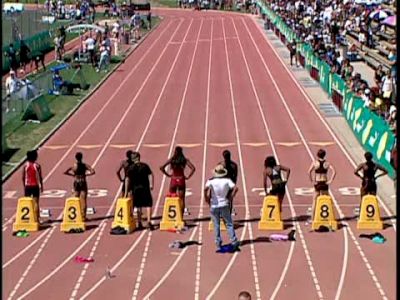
[275,142,301,147]
[77,145,103,149]
[242,142,269,147]
[42,145,69,150]
[177,143,202,148]
[109,144,136,149]
[143,143,169,148]
[308,141,335,147]
[209,143,235,147]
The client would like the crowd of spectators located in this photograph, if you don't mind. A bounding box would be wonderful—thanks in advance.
[265,0,396,131]
[44,0,97,22]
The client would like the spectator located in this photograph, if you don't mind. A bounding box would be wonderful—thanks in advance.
[381,71,394,103]
[96,45,109,72]
[147,11,152,29]
[133,11,141,40]
[387,105,396,131]
[52,69,80,94]
[374,65,385,88]
[289,40,298,67]
[59,25,67,55]
[4,43,19,73]
[5,70,19,113]
[31,51,46,74]
[19,40,31,74]
[388,50,396,79]
[54,35,63,61]
[84,35,96,67]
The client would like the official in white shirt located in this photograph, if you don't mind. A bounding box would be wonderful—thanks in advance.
[204,164,240,252]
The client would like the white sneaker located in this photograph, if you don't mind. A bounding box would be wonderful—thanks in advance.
[231,208,237,216]
[184,208,190,216]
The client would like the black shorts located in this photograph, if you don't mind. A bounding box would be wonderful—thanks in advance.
[361,180,377,196]
[132,186,153,208]
[74,180,88,193]
[270,182,286,197]
[25,186,40,198]
[314,182,329,193]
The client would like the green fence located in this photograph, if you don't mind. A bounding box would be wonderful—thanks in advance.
[2,30,54,72]
[257,0,395,178]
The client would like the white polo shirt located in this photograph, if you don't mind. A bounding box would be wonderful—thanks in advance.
[205,177,235,208]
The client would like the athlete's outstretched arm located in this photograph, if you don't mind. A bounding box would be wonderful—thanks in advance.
[308,162,315,183]
[22,168,26,187]
[204,186,211,205]
[280,165,291,181]
[116,161,124,182]
[354,163,364,179]
[263,168,268,194]
[86,164,95,176]
[375,164,388,179]
[327,163,336,184]
[64,167,75,177]
[149,171,154,191]
[185,159,196,179]
[38,164,44,192]
[160,159,172,177]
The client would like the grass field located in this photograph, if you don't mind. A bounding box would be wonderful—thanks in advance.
[2,16,160,177]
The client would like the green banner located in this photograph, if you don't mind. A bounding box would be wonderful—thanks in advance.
[343,93,395,177]
[3,31,53,72]
[319,61,331,93]
[331,73,347,97]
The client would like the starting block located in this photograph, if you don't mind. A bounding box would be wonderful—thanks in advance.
[111,198,136,233]
[160,196,185,230]
[258,196,283,230]
[357,195,383,230]
[13,197,39,232]
[312,195,338,231]
[61,197,86,232]
[208,219,227,231]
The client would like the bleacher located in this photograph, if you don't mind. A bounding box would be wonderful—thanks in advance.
[345,20,395,72]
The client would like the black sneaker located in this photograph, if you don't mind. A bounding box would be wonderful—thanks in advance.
[148,223,155,231]
[288,230,296,241]
[230,242,241,253]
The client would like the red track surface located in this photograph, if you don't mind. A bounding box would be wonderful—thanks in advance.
[2,10,396,300]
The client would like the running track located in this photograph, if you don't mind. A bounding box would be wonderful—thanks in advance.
[2,10,396,300]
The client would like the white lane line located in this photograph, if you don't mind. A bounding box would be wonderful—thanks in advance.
[69,222,107,299]
[244,17,386,299]
[250,17,396,229]
[227,17,263,300]
[78,19,198,300]
[3,229,48,269]
[8,226,56,299]
[194,17,213,300]
[230,16,319,300]
[12,19,187,299]
[205,17,258,300]
[2,19,173,230]
[15,226,100,300]
[67,18,190,299]
[132,18,203,300]
[241,17,344,300]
